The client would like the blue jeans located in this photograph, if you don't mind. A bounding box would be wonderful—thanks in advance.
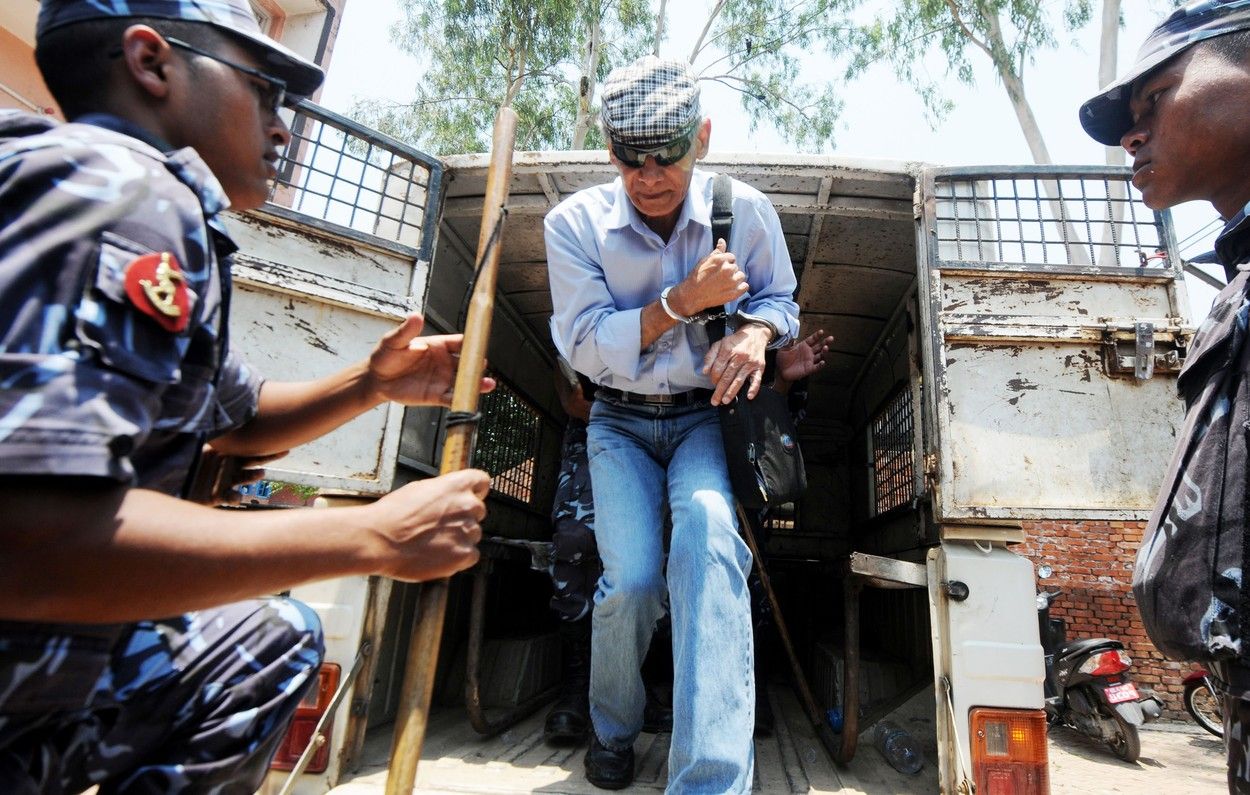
[587,396,754,794]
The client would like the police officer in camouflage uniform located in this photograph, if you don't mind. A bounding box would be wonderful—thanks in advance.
[0,2,492,792]
[543,358,603,742]
[1079,1,1250,790]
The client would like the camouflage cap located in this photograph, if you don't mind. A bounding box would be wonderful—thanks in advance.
[1080,0,1250,146]
[600,56,701,149]
[37,0,324,99]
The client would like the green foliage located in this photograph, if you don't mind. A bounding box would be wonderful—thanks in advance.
[270,481,321,501]
[352,0,858,155]
[697,0,852,150]
[843,0,1096,124]
[354,0,654,154]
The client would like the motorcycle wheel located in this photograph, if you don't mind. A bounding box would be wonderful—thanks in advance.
[1184,681,1225,738]
[1102,706,1141,763]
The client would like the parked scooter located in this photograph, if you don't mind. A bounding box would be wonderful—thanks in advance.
[1183,668,1224,738]
[1036,570,1163,762]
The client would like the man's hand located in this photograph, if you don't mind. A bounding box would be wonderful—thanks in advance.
[668,238,748,317]
[703,322,772,405]
[367,469,491,581]
[367,314,496,406]
[776,329,833,386]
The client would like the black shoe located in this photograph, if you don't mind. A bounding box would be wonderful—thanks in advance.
[544,621,592,744]
[584,735,635,790]
[641,685,673,734]
[544,689,590,743]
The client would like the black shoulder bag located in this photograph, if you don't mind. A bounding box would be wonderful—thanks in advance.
[707,173,807,510]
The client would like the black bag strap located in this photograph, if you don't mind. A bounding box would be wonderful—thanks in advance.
[706,173,777,385]
[708,173,733,344]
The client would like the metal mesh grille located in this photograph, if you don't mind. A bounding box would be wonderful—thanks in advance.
[871,387,915,515]
[267,103,435,249]
[472,381,540,503]
[933,173,1167,269]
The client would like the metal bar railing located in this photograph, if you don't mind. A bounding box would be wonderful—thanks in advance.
[928,166,1175,275]
[268,99,444,260]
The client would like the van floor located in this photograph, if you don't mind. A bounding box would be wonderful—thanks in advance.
[331,683,941,794]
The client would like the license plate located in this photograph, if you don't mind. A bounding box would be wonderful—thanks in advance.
[1105,682,1139,704]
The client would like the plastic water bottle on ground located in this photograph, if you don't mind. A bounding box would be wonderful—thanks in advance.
[873,720,924,774]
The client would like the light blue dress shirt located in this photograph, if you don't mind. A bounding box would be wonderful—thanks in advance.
[546,169,800,394]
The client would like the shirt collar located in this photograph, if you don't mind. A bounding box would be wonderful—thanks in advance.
[1215,200,1250,281]
[606,168,713,238]
[76,113,232,220]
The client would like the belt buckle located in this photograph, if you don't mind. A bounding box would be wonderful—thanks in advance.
[646,393,676,405]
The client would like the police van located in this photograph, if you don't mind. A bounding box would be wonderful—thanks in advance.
[217,101,1192,795]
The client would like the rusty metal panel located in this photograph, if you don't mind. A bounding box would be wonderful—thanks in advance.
[919,167,1192,521]
[941,273,1178,320]
[231,280,406,494]
[940,341,1183,518]
[222,100,444,496]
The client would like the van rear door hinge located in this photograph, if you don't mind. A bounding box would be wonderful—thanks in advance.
[1101,322,1183,380]
[923,453,938,492]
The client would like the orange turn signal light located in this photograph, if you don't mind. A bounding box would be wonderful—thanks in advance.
[271,662,342,774]
[970,707,1049,795]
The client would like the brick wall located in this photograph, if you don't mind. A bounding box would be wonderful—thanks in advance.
[1016,519,1194,721]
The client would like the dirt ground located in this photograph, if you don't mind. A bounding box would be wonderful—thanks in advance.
[1049,720,1226,794]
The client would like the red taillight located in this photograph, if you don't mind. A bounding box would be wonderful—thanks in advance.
[1078,650,1131,677]
[971,708,1049,795]
[271,663,341,774]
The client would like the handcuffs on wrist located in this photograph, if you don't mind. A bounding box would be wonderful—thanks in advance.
[660,286,727,326]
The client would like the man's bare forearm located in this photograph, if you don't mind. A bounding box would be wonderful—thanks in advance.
[212,364,378,456]
[0,469,489,623]
[0,480,377,622]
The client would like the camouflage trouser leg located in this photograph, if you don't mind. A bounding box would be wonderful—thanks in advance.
[549,419,601,624]
[1225,687,1250,793]
[0,598,324,794]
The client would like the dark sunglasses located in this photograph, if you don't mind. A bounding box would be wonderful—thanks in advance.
[109,36,290,115]
[610,127,698,168]
[164,37,290,115]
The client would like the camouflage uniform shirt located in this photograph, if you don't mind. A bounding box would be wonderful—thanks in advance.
[0,109,264,722]
[1135,201,1250,667]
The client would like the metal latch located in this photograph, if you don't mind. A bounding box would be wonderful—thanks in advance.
[1101,322,1183,380]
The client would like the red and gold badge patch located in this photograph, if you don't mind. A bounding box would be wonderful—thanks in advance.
[123,252,190,333]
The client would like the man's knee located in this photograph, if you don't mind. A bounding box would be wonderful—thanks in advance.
[597,571,666,615]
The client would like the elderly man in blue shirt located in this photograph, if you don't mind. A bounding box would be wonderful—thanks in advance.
[546,56,799,793]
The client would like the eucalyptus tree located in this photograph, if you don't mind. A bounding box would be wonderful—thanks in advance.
[355,0,854,155]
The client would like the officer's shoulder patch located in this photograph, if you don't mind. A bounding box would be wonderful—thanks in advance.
[123,252,190,333]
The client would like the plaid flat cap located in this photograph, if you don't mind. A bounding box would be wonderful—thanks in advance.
[600,56,701,148]
[37,0,323,98]
[1080,0,1250,145]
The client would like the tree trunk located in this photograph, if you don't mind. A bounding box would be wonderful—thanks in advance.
[1100,0,1123,166]
[985,12,1051,165]
[689,0,728,63]
[984,11,1090,264]
[572,11,603,150]
[1098,0,1126,266]
[654,0,667,57]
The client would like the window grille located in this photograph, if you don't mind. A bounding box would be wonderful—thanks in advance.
[267,101,441,252]
[472,381,540,503]
[870,387,915,515]
[932,172,1168,270]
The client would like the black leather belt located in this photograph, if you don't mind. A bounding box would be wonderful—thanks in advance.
[596,387,713,406]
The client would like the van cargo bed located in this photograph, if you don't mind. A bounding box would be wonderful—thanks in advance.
[329,684,941,794]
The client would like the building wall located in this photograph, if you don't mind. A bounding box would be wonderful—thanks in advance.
[0,0,346,115]
[1017,518,1193,720]
[0,25,57,116]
